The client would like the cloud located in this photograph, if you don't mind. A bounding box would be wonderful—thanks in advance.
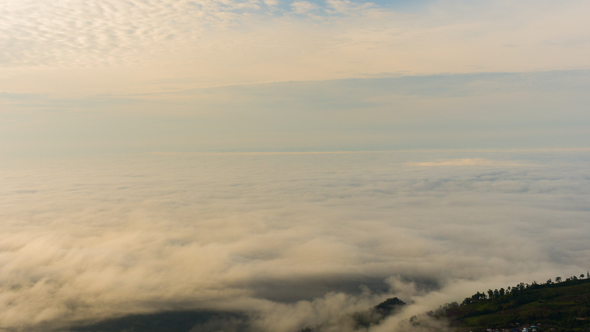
[408,158,527,167]
[0,150,589,330]
[291,1,319,14]
[1,0,589,95]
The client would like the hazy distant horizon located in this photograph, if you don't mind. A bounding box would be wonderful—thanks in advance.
[2,70,590,158]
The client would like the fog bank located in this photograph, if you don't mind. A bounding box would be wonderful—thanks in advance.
[0,150,589,331]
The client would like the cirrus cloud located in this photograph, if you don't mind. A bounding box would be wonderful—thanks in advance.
[0,0,589,95]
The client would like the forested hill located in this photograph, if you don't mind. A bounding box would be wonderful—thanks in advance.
[300,273,590,332]
[438,274,590,331]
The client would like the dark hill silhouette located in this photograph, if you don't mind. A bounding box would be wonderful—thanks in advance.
[437,274,590,331]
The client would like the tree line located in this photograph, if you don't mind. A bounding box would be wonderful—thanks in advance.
[457,272,590,306]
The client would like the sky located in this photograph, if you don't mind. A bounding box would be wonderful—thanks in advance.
[1,0,589,156]
[1,0,590,331]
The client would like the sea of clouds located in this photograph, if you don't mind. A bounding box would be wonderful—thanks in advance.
[1,150,589,331]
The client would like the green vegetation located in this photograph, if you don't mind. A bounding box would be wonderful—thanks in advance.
[302,273,590,332]
[438,274,590,331]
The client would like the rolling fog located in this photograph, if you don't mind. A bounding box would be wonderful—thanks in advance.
[1,150,589,331]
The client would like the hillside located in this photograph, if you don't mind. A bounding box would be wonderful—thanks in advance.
[439,275,590,331]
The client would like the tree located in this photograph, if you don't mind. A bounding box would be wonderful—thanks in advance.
[581,274,585,279]
[499,288,505,296]
[555,276,562,283]
[488,289,494,299]
[472,291,484,301]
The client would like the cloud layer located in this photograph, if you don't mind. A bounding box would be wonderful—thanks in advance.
[1,0,589,94]
[1,150,589,330]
